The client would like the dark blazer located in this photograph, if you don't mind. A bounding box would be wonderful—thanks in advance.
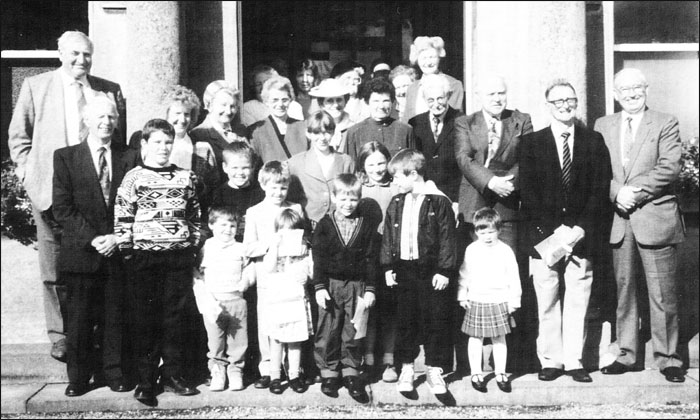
[402,73,464,123]
[52,141,138,273]
[409,106,464,202]
[189,120,249,170]
[456,109,533,222]
[519,124,612,259]
[249,116,308,164]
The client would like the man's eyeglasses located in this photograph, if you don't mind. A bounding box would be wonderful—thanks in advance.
[615,85,647,95]
[547,97,578,108]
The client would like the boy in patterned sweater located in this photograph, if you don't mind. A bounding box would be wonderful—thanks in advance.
[114,119,201,405]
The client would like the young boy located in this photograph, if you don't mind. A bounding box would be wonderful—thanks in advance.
[380,149,457,395]
[243,161,304,389]
[114,119,201,404]
[194,207,253,392]
[312,173,382,400]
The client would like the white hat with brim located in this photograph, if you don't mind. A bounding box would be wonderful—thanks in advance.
[309,78,350,98]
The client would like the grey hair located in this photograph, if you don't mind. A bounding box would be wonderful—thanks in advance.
[261,76,296,103]
[57,31,93,51]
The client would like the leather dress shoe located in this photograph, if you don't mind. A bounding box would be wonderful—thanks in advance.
[65,382,89,397]
[471,374,487,393]
[661,366,685,383]
[161,376,198,396]
[538,367,564,381]
[134,384,156,405]
[108,378,134,392]
[254,375,271,389]
[601,361,632,375]
[269,378,284,394]
[321,377,340,397]
[495,374,511,393]
[343,376,366,399]
[568,368,592,383]
[51,339,67,363]
[289,377,306,393]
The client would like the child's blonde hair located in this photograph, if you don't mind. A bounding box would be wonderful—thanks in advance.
[473,207,502,231]
[258,160,290,186]
[331,173,362,197]
[274,208,305,231]
[388,148,426,177]
[208,206,241,226]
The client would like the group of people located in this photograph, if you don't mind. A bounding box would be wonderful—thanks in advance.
[8,30,687,406]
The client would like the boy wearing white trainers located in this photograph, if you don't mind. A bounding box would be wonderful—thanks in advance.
[194,207,254,391]
[380,149,457,395]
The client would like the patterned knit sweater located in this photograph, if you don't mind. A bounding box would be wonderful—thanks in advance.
[114,164,201,252]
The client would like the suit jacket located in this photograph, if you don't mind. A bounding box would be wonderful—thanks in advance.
[409,106,464,202]
[401,73,464,123]
[8,69,127,211]
[594,109,685,246]
[287,149,355,223]
[519,124,612,259]
[346,117,414,162]
[249,116,308,164]
[189,119,249,169]
[52,141,138,273]
[456,109,533,222]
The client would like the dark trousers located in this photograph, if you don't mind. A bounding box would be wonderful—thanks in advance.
[128,249,194,385]
[64,258,126,385]
[394,260,452,371]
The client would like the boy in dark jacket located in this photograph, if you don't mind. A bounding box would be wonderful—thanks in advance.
[312,173,381,401]
[381,149,457,395]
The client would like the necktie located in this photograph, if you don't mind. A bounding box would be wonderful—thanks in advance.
[561,131,572,192]
[622,117,633,170]
[432,115,440,140]
[73,81,88,142]
[97,146,110,205]
[486,118,500,166]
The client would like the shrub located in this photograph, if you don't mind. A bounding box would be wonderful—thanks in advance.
[1,159,36,245]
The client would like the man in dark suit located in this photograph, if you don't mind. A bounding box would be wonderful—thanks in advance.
[52,96,137,397]
[594,68,686,383]
[8,31,126,362]
[519,80,611,383]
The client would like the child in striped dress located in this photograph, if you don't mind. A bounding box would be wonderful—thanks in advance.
[457,207,521,393]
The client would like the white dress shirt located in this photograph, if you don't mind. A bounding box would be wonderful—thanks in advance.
[550,121,575,169]
[61,71,96,145]
[619,110,644,163]
[86,136,112,180]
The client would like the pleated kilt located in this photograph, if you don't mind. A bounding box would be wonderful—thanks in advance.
[461,301,512,338]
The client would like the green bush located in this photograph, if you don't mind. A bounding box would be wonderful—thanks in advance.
[1,158,36,245]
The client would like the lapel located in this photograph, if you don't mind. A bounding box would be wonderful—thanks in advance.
[435,107,457,151]
[110,145,130,207]
[206,124,229,152]
[472,111,490,153]
[543,128,562,179]
[492,109,518,161]
[50,70,68,145]
[607,113,623,172]
[571,125,587,187]
[76,141,106,207]
[626,111,652,178]
[304,150,327,182]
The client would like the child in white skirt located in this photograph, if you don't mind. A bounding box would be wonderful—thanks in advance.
[458,207,521,393]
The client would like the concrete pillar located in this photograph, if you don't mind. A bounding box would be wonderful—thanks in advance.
[124,1,181,134]
[471,1,587,129]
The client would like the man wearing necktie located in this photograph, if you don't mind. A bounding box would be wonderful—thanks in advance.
[8,30,126,363]
[455,74,533,375]
[52,96,138,396]
[519,79,611,384]
[594,68,686,383]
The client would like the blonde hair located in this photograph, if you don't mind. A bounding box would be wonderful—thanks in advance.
[409,36,446,65]
[258,160,290,186]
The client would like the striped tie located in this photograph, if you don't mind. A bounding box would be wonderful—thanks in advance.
[97,146,111,205]
[73,81,88,142]
[561,131,572,192]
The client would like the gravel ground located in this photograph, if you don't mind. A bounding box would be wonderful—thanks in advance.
[2,403,698,419]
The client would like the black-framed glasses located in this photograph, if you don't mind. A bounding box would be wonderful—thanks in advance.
[548,97,578,108]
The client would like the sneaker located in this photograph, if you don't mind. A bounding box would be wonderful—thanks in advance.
[425,366,447,394]
[382,364,398,383]
[397,364,414,392]
[209,365,226,392]
[228,371,244,391]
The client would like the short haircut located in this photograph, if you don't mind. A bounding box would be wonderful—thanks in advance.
[141,118,175,141]
[261,75,295,103]
[202,80,240,111]
[362,77,395,103]
[249,65,278,87]
[85,94,118,119]
[389,64,417,83]
[163,85,202,128]
[258,160,290,186]
[420,73,452,98]
[545,78,576,99]
[613,68,648,88]
[331,173,362,197]
[57,31,93,51]
[208,206,241,225]
[292,59,319,93]
[274,208,305,231]
[409,36,446,65]
[388,148,426,177]
[473,207,503,231]
[306,110,336,135]
[222,141,256,165]
[356,141,391,184]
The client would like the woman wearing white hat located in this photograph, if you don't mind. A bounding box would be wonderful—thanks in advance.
[308,78,357,154]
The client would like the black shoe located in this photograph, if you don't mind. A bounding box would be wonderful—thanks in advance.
[269,378,284,394]
[601,361,632,375]
[64,382,88,397]
[108,378,134,393]
[568,368,592,383]
[495,374,511,393]
[661,366,685,383]
[343,376,365,398]
[289,377,306,393]
[321,377,340,397]
[134,384,156,405]
[471,374,487,393]
[161,376,198,396]
[51,339,67,363]
[538,367,564,381]
[254,375,271,389]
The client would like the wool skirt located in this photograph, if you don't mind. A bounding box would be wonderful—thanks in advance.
[461,301,513,338]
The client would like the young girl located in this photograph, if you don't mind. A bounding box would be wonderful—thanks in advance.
[458,207,521,393]
[261,208,313,395]
[356,141,400,383]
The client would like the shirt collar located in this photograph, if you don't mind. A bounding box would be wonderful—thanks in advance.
[482,110,502,124]
[550,120,574,140]
[86,135,111,153]
[621,110,644,123]
[60,70,89,89]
